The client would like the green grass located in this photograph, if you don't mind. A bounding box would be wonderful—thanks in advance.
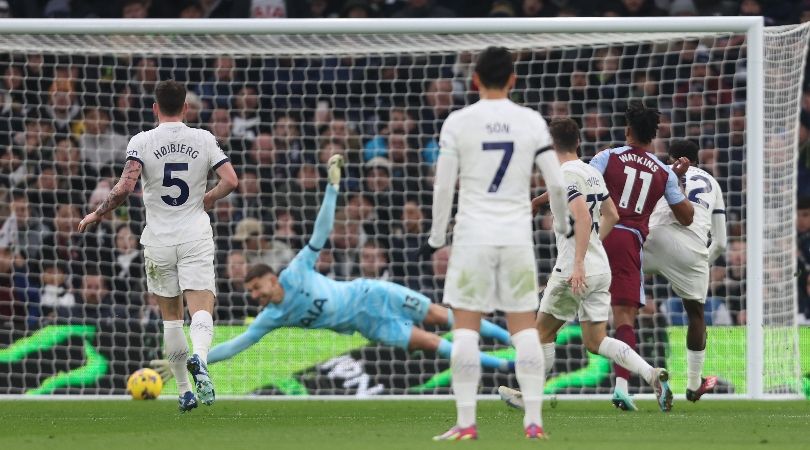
[0,400,808,450]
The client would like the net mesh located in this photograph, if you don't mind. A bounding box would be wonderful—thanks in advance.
[0,24,806,396]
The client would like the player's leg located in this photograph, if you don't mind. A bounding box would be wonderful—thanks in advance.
[421,303,511,345]
[433,245,493,441]
[432,308,483,441]
[406,326,510,371]
[177,239,217,406]
[603,228,644,402]
[682,299,716,401]
[499,245,545,439]
[144,245,197,412]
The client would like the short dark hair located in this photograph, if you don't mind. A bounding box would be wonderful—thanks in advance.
[245,264,275,283]
[474,46,513,90]
[548,118,580,153]
[625,100,660,144]
[154,79,186,116]
[669,139,699,164]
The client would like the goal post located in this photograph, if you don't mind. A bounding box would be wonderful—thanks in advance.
[0,17,807,399]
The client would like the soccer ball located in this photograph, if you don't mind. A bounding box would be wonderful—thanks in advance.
[127,368,163,400]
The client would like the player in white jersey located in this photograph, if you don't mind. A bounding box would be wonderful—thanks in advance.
[498,118,673,412]
[426,47,569,441]
[644,140,727,402]
[78,80,238,412]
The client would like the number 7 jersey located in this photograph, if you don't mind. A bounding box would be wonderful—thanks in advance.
[589,145,685,240]
[439,98,556,246]
[125,122,229,247]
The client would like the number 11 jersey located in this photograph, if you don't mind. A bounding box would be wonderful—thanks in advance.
[588,145,684,240]
[126,121,229,247]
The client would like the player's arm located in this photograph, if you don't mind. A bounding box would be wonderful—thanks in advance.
[663,168,694,226]
[531,192,549,216]
[78,159,141,232]
[426,118,460,251]
[535,149,569,235]
[598,196,619,241]
[294,155,344,268]
[708,183,728,263]
[567,192,591,294]
[208,316,277,364]
[203,161,238,210]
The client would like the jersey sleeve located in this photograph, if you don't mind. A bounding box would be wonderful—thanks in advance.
[205,131,229,170]
[532,113,553,154]
[588,149,610,174]
[564,170,586,203]
[125,133,144,166]
[712,177,726,214]
[663,167,687,205]
[438,113,459,157]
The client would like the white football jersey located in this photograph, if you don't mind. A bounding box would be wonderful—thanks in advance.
[649,165,724,246]
[126,122,228,247]
[439,98,556,246]
[552,160,611,277]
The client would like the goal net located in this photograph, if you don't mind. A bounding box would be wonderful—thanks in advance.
[0,19,807,398]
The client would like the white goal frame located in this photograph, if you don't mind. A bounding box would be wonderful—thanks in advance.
[0,16,795,400]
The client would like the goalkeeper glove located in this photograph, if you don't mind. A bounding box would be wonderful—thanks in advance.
[149,359,173,382]
[327,154,344,186]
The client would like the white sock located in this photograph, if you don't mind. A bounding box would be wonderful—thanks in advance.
[451,328,481,428]
[190,310,214,364]
[163,320,192,393]
[541,343,555,377]
[599,337,655,386]
[513,328,544,428]
[687,349,705,391]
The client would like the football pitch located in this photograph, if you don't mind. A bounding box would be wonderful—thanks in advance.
[1,400,808,450]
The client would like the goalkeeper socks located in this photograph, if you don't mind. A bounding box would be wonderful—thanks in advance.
[613,324,637,388]
[598,337,654,386]
[512,328,544,428]
[542,343,556,377]
[686,349,706,391]
[479,319,511,345]
[446,309,511,345]
[190,310,214,364]
[163,320,192,393]
[438,339,509,371]
[451,328,481,428]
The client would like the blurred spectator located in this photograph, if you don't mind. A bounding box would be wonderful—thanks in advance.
[54,136,97,193]
[232,217,294,273]
[38,261,75,317]
[520,0,559,17]
[197,56,236,110]
[111,223,143,295]
[390,199,428,289]
[392,0,455,18]
[231,84,263,141]
[798,111,810,197]
[56,270,119,321]
[798,197,810,321]
[233,167,265,221]
[216,249,254,321]
[128,57,158,124]
[8,189,50,264]
[0,145,26,189]
[341,0,375,18]
[614,0,666,17]
[330,209,363,279]
[78,106,129,172]
[184,91,204,128]
[207,107,241,160]
[179,1,205,19]
[365,107,439,163]
[359,240,390,280]
[273,113,304,169]
[121,0,149,18]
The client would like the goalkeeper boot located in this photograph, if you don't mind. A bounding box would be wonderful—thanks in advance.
[651,368,673,412]
[611,390,638,412]
[186,354,215,406]
[432,424,478,441]
[178,391,198,413]
[525,424,547,440]
[686,376,718,403]
[327,154,344,186]
[498,385,525,410]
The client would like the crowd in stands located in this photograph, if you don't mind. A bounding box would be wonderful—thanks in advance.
[0,0,809,339]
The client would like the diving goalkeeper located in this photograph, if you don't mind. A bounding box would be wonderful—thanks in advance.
[153,155,513,380]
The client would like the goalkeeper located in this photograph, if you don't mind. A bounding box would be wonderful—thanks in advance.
[154,155,513,378]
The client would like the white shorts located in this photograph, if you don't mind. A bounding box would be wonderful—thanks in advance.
[443,245,539,313]
[143,238,217,298]
[539,273,611,322]
[643,224,709,302]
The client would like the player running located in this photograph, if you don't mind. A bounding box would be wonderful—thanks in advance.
[152,154,515,377]
[582,101,693,411]
[644,140,726,402]
[425,46,569,441]
[79,80,239,412]
[498,118,674,413]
